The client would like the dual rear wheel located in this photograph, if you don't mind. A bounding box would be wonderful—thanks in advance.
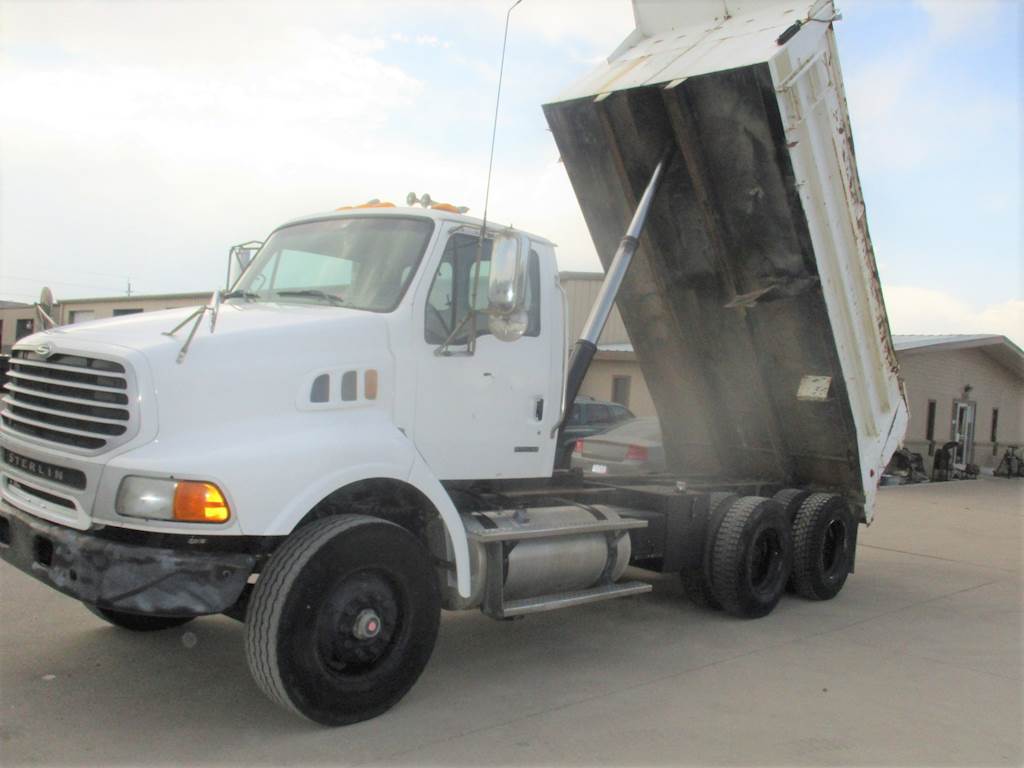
[682,491,855,617]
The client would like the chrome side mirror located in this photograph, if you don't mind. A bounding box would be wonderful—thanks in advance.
[486,235,527,342]
[487,234,525,314]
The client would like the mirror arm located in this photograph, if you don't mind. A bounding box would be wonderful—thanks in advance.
[434,309,480,357]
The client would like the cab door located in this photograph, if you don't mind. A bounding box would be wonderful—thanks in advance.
[412,226,557,479]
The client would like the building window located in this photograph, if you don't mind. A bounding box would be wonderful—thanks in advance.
[69,310,95,324]
[112,308,143,317]
[611,375,631,408]
[15,318,34,340]
[925,400,936,441]
[991,408,999,454]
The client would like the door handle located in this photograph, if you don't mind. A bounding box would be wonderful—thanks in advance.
[534,397,544,421]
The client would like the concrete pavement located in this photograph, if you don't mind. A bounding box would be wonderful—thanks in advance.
[1,477,1021,765]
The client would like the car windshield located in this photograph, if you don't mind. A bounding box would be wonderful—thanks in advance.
[231,216,434,312]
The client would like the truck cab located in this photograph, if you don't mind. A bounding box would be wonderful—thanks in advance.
[2,205,566,531]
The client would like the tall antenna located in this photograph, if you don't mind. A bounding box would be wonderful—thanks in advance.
[466,0,522,353]
[479,0,522,239]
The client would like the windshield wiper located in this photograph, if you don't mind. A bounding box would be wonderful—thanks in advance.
[224,289,259,300]
[275,289,345,306]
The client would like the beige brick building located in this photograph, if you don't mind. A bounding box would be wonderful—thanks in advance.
[560,272,657,417]
[0,292,209,353]
[894,335,1024,470]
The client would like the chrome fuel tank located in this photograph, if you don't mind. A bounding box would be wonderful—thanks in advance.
[440,505,632,611]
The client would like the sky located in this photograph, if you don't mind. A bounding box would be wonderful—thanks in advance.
[0,0,1020,343]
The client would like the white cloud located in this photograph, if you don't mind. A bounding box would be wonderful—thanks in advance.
[0,0,616,302]
[914,0,1004,42]
[884,285,1023,345]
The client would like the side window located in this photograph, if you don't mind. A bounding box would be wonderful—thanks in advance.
[567,404,583,425]
[525,249,541,337]
[589,404,612,424]
[424,235,541,344]
[610,404,632,421]
[425,234,492,344]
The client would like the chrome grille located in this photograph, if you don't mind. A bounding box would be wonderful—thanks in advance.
[2,350,137,452]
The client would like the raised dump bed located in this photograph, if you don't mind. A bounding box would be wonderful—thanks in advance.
[544,0,907,521]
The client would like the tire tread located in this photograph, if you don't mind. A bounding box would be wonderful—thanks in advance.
[244,515,386,717]
[791,493,851,600]
[710,496,791,618]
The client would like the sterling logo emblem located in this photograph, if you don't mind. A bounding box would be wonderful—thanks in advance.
[35,343,54,358]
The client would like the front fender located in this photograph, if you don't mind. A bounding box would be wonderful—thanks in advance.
[98,411,471,598]
[261,452,471,599]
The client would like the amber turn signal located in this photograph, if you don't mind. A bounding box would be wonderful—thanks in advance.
[173,481,230,523]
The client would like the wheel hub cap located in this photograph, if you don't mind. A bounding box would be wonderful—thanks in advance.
[353,609,382,640]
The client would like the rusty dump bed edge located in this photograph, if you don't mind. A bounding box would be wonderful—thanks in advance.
[544,3,908,521]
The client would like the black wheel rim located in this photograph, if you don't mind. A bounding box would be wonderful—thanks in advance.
[748,528,784,597]
[315,570,403,678]
[820,519,846,578]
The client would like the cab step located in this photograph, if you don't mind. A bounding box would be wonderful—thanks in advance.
[500,580,652,617]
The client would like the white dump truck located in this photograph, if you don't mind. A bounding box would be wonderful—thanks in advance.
[0,0,906,725]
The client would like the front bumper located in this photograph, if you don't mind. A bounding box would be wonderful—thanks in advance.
[0,500,255,616]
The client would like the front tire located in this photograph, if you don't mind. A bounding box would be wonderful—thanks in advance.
[85,605,194,632]
[245,515,441,726]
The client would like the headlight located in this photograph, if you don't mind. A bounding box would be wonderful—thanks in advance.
[116,477,231,523]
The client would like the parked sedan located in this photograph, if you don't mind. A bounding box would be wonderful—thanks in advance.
[570,417,665,476]
[556,396,635,468]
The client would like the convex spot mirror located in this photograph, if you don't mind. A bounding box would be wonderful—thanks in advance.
[486,234,526,341]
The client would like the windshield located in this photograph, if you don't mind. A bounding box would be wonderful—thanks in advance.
[231,216,434,312]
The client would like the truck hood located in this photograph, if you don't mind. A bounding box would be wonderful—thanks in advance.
[41,302,369,358]
[26,302,395,439]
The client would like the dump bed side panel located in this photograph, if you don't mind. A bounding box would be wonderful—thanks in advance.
[545,23,907,520]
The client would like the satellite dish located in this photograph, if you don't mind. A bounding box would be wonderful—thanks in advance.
[36,286,58,328]
[39,287,54,318]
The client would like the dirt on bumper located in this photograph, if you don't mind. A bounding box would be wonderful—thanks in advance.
[0,501,254,617]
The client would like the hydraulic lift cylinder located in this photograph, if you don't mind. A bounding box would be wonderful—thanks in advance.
[562,148,673,417]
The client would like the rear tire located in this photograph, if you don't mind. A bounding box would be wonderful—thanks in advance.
[710,497,792,618]
[773,488,812,593]
[773,488,812,523]
[245,515,441,726]
[680,492,738,610]
[790,494,855,601]
[86,605,194,632]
